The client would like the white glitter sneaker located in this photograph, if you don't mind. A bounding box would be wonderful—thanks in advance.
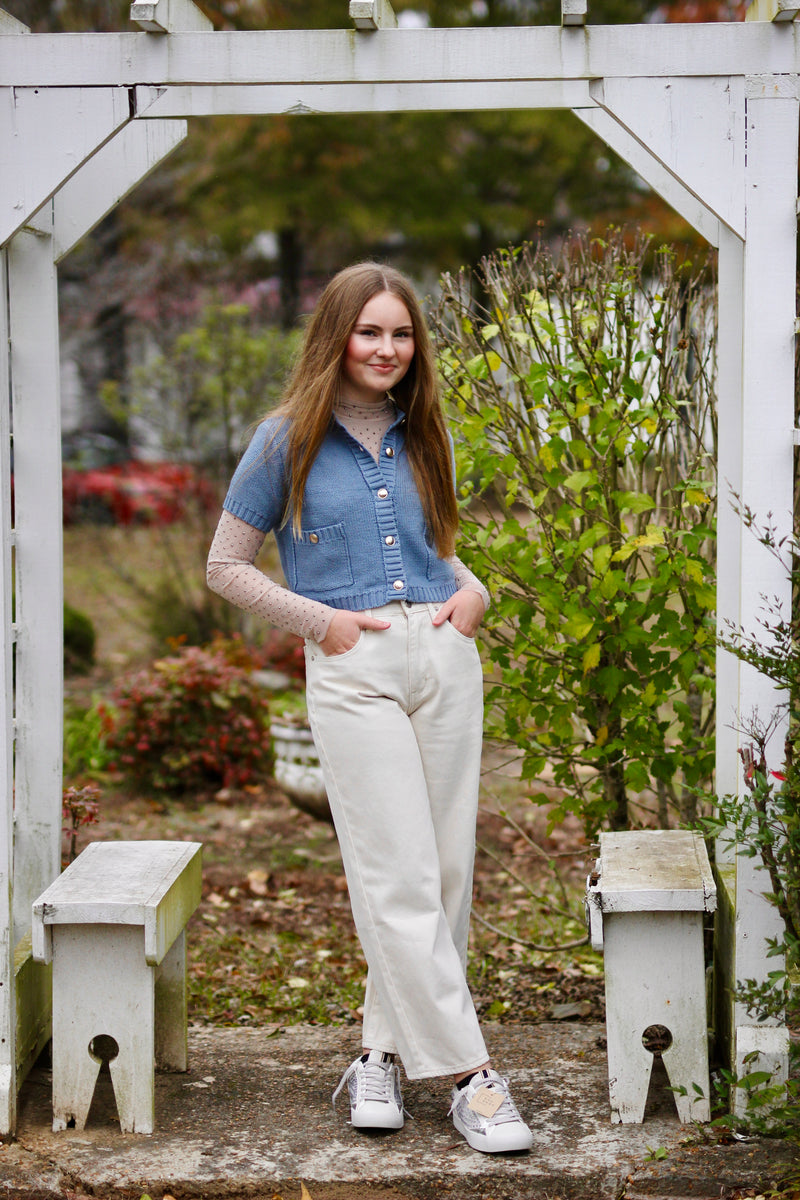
[332,1050,404,1130]
[449,1068,533,1153]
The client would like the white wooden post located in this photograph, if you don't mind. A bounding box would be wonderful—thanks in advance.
[0,249,18,1133]
[0,46,186,1131]
[7,223,64,949]
[572,73,794,1091]
[718,89,798,1108]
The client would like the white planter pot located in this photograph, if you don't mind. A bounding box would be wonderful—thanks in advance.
[270,721,331,824]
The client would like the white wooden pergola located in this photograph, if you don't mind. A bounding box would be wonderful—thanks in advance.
[0,0,796,1133]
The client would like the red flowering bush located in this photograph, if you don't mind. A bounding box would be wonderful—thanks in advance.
[62,783,101,866]
[259,628,306,682]
[102,637,272,796]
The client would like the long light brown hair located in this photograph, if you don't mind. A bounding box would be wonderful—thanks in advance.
[270,262,458,558]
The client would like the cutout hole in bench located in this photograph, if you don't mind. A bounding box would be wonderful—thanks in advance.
[89,1035,119,1064]
[642,1024,672,1057]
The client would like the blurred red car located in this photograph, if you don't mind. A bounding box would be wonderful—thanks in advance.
[61,434,216,526]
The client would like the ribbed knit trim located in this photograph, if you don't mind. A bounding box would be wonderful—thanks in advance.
[223,498,274,533]
[310,583,457,611]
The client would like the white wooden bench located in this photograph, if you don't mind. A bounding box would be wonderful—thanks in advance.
[585,829,716,1124]
[32,840,202,1134]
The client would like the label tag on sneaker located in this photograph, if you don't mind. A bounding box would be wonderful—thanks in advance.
[468,1086,504,1118]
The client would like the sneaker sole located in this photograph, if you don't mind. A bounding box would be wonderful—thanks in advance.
[452,1109,533,1154]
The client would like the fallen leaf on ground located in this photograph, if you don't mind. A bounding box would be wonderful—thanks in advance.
[247,868,269,895]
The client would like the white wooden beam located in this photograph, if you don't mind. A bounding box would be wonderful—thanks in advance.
[0,9,28,33]
[32,119,187,262]
[0,86,133,247]
[349,0,398,29]
[130,0,212,32]
[589,76,745,237]
[134,79,594,117]
[1,25,798,89]
[746,0,799,21]
[574,107,721,246]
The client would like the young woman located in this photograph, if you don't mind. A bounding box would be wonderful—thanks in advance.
[207,263,533,1154]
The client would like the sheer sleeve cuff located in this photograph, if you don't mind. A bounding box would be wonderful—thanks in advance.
[449,554,490,612]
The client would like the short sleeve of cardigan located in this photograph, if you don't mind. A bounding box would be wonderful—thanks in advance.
[223,419,288,534]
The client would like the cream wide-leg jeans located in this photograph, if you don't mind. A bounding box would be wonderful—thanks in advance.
[304,600,490,1080]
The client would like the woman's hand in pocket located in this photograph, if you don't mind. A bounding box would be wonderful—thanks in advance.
[432,590,485,639]
[319,609,391,657]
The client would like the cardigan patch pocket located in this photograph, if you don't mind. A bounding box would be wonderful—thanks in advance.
[424,535,455,584]
[291,522,354,592]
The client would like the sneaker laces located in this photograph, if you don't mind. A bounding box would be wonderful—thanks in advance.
[332,1054,399,1110]
[448,1072,522,1126]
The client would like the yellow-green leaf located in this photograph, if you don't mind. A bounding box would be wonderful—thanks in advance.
[593,543,612,575]
[634,527,665,549]
[564,470,594,493]
[614,491,656,515]
[583,643,601,674]
[563,614,594,640]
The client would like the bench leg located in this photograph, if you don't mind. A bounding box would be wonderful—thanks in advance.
[603,912,711,1124]
[51,926,155,1134]
[663,1031,711,1123]
[607,1021,654,1123]
[155,930,187,1072]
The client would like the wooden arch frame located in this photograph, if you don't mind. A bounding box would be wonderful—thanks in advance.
[0,0,796,1132]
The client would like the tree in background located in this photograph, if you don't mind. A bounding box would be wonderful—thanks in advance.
[434,231,717,834]
[5,0,675,335]
[107,302,300,490]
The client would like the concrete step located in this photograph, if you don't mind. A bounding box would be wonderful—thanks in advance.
[4,1023,794,1200]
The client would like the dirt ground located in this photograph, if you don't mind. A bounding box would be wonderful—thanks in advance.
[79,764,605,1032]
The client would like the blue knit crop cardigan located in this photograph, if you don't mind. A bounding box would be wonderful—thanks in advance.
[223,412,457,611]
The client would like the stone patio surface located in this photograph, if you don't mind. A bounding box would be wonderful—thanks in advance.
[0,1022,795,1200]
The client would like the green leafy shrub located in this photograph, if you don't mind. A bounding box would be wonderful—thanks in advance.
[63,701,116,783]
[101,636,272,795]
[434,231,717,833]
[63,603,96,675]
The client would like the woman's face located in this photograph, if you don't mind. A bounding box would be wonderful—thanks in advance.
[340,291,416,405]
